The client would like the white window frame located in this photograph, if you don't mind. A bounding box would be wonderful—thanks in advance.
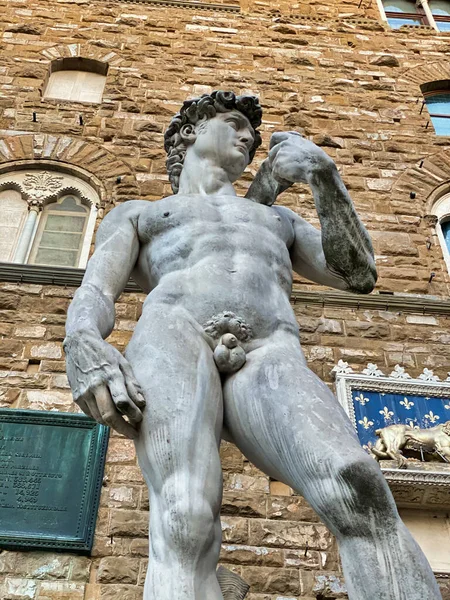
[28,195,92,268]
[431,192,450,273]
[377,0,441,30]
[0,168,99,269]
[43,57,109,106]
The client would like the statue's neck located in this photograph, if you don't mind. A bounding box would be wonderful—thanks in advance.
[177,151,237,196]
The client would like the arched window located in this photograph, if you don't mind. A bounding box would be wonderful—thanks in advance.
[430,193,450,273]
[28,196,89,267]
[43,57,108,104]
[442,219,450,253]
[421,81,450,136]
[429,1,450,30]
[0,168,99,268]
[382,1,427,28]
[0,189,28,262]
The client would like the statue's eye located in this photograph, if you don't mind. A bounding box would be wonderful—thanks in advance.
[226,119,238,130]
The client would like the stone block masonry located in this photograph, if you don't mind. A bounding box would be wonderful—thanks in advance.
[0,0,449,599]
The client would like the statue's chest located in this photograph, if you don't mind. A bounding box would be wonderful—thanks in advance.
[137,195,291,243]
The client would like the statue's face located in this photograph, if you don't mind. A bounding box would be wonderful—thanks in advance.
[192,110,256,181]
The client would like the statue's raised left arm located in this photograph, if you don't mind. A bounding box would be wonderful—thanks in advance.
[270,132,377,294]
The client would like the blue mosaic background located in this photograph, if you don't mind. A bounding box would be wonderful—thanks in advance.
[352,389,450,449]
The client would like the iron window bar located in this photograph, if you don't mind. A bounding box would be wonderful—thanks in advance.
[432,15,450,28]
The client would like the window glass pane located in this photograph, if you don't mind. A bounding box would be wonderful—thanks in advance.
[435,20,450,30]
[387,16,422,27]
[0,190,27,262]
[426,93,450,117]
[430,115,450,135]
[442,221,450,252]
[429,1,450,16]
[39,232,82,250]
[44,214,85,233]
[34,248,78,267]
[44,70,106,104]
[52,196,87,213]
[384,0,418,13]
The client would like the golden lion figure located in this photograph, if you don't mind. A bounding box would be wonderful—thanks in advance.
[370,420,450,469]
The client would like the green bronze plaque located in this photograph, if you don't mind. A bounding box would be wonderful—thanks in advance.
[0,409,109,553]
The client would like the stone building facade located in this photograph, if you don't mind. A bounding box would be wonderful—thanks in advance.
[0,0,450,599]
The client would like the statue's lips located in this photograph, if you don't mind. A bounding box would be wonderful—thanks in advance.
[235,144,248,155]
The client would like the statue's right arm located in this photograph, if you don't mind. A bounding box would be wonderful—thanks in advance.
[64,201,147,439]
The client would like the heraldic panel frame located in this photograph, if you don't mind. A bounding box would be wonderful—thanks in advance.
[333,362,450,490]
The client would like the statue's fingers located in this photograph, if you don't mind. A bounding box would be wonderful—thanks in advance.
[80,390,105,423]
[108,376,143,426]
[269,131,291,149]
[268,144,282,166]
[120,362,146,408]
[94,384,138,440]
[269,131,302,150]
[75,396,94,419]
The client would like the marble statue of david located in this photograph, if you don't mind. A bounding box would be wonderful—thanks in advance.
[64,91,441,600]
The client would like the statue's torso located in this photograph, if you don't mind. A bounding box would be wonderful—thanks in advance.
[131,194,299,340]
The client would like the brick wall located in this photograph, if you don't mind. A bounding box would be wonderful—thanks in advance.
[1,0,450,599]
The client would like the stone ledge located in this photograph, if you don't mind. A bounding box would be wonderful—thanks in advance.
[117,0,240,12]
[291,289,450,315]
[0,262,141,294]
[2,263,450,315]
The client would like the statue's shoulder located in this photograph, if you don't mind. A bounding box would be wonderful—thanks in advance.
[106,199,157,221]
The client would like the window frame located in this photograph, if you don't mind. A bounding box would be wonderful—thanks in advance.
[42,57,109,106]
[430,193,450,273]
[0,189,29,263]
[27,195,90,268]
[383,1,431,27]
[421,81,450,136]
[0,168,99,269]
[429,1,450,29]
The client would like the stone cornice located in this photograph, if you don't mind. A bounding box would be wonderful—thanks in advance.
[1,263,450,315]
[117,0,240,12]
[290,289,450,315]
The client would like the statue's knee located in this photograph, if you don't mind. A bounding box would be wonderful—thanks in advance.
[317,456,397,538]
[161,494,216,550]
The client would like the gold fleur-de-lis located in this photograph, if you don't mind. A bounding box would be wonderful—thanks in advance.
[354,393,370,406]
[424,411,440,424]
[406,420,419,429]
[358,416,374,430]
[445,404,450,410]
[379,406,394,421]
[400,398,414,410]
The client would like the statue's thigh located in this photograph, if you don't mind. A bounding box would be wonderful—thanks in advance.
[125,304,223,491]
[223,334,366,487]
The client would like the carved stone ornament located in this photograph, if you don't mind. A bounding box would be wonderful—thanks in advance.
[362,363,385,377]
[333,362,450,504]
[23,171,64,199]
[331,359,354,376]
[423,214,439,228]
[389,365,412,380]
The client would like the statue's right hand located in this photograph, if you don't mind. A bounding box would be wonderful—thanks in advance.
[63,331,146,440]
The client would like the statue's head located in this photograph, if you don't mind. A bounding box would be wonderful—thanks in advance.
[164,91,262,193]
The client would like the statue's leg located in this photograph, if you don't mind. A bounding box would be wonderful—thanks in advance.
[223,331,441,600]
[125,303,223,600]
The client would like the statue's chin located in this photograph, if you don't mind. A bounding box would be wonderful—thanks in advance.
[226,153,247,182]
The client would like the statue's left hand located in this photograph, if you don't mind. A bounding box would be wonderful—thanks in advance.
[268,131,335,185]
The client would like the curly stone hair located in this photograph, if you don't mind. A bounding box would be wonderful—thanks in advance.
[164,90,263,193]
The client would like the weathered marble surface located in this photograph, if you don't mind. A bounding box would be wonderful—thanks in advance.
[64,92,441,600]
